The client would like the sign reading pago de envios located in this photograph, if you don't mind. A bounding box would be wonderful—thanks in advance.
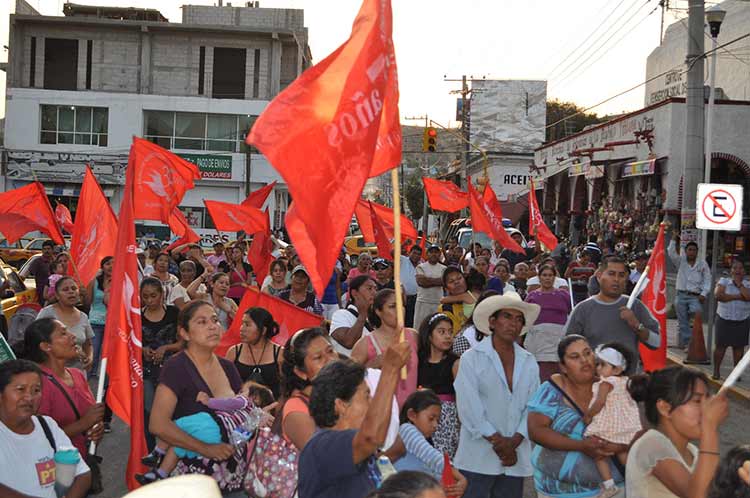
[696,183,744,232]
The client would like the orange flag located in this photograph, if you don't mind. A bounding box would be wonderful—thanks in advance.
[369,201,393,260]
[248,0,401,296]
[216,287,323,357]
[204,200,269,235]
[639,224,667,371]
[528,178,558,251]
[131,137,201,224]
[70,167,118,286]
[423,177,469,213]
[355,198,417,245]
[102,142,148,491]
[247,211,275,286]
[468,180,525,254]
[242,181,277,209]
[0,182,65,244]
[55,203,75,234]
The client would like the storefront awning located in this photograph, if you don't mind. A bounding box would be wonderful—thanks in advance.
[621,158,657,177]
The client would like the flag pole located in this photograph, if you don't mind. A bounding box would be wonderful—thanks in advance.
[390,169,406,380]
[88,357,107,455]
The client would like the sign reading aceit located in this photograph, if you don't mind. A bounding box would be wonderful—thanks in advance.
[178,154,232,179]
[696,183,744,232]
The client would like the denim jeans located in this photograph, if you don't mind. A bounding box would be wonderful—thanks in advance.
[459,470,524,498]
[675,292,703,346]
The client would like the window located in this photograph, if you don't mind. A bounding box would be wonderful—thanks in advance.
[143,111,258,153]
[40,105,108,146]
[44,38,78,91]
[212,48,246,99]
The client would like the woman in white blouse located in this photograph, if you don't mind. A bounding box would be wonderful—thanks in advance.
[712,259,750,380]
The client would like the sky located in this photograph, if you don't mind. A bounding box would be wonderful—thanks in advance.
[0,0,691,125]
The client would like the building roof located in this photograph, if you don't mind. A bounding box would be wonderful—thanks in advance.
[62,2,169,22]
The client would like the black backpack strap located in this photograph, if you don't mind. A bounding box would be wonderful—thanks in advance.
[272,343,281,364]
[46,374,81,419]
[37,416,57,452]
[346,307,373,332]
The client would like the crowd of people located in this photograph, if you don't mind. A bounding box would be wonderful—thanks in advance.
[0,231,748,498]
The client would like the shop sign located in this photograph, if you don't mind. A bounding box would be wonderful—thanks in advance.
[585,165,604,179]
[178,154,232,179]
[622,158,656,177]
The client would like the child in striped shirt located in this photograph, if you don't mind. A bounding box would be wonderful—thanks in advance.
[393,390,448,478]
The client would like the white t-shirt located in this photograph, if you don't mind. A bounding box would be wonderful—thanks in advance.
[329,305,372,357]
[0,416,90,498]
[526,276,568,289]
[167,283,206,306]
[364,368,400,450]
[416,262,446,303]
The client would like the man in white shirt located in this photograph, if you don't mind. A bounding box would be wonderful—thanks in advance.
[329,275,378,356]
[667,235,712,349]
[400,245,422,327]
[414,245,447,330]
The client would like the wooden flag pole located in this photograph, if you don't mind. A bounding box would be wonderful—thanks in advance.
[390,169,406,380]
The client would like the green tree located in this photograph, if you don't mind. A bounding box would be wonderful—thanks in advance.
[546,100,604,143]
[404,174,425,221]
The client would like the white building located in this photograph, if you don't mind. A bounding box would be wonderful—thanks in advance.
[2,0,311,242]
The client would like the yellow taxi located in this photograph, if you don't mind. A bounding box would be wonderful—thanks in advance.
[343,235,378,258]
[0,257,39,340]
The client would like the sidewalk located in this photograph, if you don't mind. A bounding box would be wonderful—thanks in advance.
[665,318,750,403]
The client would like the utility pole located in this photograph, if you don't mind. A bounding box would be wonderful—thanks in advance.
[445,75,472,191]
[680,0,704,251]
[404,115,430,237]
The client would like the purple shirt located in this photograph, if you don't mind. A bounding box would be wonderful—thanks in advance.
[525,289,572,325]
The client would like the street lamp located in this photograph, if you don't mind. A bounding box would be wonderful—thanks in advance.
[703,3,725,361]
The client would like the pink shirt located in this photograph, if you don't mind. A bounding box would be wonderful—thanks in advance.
[347,268,376,283]
[38,366,96,456]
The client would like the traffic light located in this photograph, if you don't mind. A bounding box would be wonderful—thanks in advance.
[422,127,437,152]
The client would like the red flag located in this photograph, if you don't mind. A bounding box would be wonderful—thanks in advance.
[355,199,417,245]
[242,181,277,209]
[165,208,201,251]
[248,0,401,296]
[216,287,322,356]
[442,453,456,498]
[369,202,393,260]
[70,167,118,286]
[102,142,148,490]
[131,137,201,224]
[528,178,558,251]
[423,177,469,212]
[55,203,75,234]
[205,200,269,235]
[639,224,667,371]
[0,182,65,244]
[247,211,275,286]
[468,180,525,255]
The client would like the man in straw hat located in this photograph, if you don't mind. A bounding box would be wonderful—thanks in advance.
[453,292,541,498]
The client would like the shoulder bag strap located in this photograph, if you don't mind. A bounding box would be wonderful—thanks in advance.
[547,378,585,417]
[36,416,57,452]
[46,373,81,419]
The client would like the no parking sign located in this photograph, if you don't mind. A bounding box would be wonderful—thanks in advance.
[696,183,744,231]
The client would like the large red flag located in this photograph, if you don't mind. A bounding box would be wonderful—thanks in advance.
[528,178,558,251]
[216,287,323,357]
[468,180,525,254]
[131,137,201,224]
[55,203,75,234]
[639,224,667,371]
[247,211,275,287]
[102,144,148,490]
[248,0,401,296]
[70,167,118,286]
[242,181,277,209]
[166,208,201,251]
[423,177,469,212]
[355,199,418,245]
[205,200,269,235]
[0,182,65,244]
[369,201,393,260]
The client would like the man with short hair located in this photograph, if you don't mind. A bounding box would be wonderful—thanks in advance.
[668,234,712,349]
[145,242,160,267]
[414,245,446,329]
[21,240,56,304]
[627,252,649,294]
[330,275,378,356]
[206,241,226,269]
[564,257,660,372]
[500,233,535,269]
[373,258,394,291]
[400,245,422,327]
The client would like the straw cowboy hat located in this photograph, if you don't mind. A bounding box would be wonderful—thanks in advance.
[123,475,220,498]
[473,292,541,336]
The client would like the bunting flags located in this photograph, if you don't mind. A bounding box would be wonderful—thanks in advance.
[528,178,558,251]
[423,177,469,212]
[0,182,65,244]
[639,224,667,372]
[55,203,75,234]
[102,142,148,490]
[246,211,275,287]
[468,180,525,254]
[216,287,323,357]
[204,200,269,235]
[69,167,118,285]
[355,198,417,245]
[248,0,401,296]
[369,201,393,260]
[242,181,277,209]
[131,137,201,224]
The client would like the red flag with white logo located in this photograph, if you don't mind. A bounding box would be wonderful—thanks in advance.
[70,167,118,285]
[639,224,667,371]
[247,210,275,287]
[247,0,401,296]
[355,199,417,245]
[131,137,201,224]
[55,203,75,234]
[369,201,393,260]
[102,143,148,490]
[423,177,468,213]
[468,180,525,254]
[216,287,322,357]
[242,181,277,209]
[528,178,558,251]
[0,182,65,244]
[205,200,269,235]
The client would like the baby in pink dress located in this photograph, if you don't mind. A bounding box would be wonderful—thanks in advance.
[583,343,643,498]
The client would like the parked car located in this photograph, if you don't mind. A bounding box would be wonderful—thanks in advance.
[456,227,528,251]
[344,235,378,258]
[0,257,39,341]
[0,237,70,269]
